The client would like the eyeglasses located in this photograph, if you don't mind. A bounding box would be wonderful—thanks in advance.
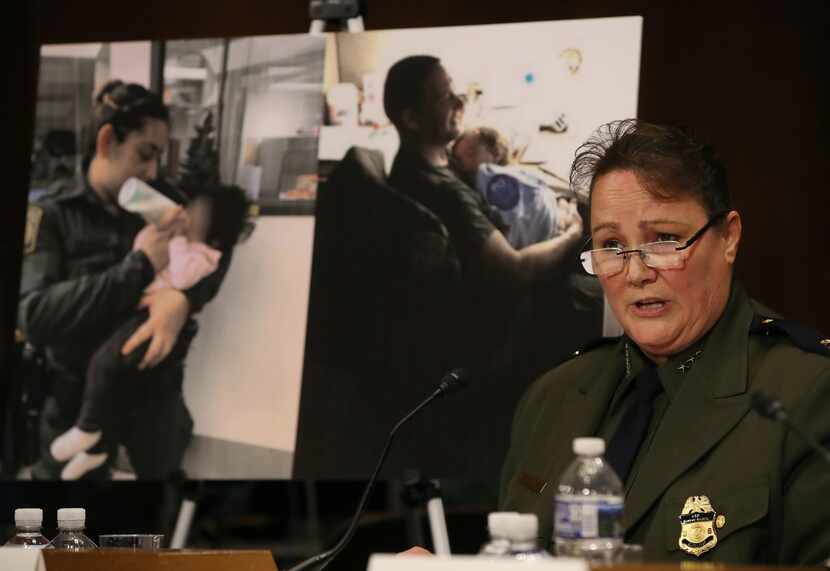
[579,210,729,277]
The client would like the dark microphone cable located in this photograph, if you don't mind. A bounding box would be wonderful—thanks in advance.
[287,368,471,571]
[750,391,830,465]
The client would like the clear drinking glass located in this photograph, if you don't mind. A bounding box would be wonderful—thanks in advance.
[615,543,644,563]
[98,534,163,550]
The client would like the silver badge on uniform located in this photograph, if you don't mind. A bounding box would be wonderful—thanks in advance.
[678,495,720,557]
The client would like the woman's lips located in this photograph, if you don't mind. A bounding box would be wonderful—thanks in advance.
[630,298,670,317]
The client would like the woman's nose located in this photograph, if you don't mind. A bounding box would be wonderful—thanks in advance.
[625,251,657,286]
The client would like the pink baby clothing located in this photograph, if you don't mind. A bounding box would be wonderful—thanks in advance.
[133,228,222,292]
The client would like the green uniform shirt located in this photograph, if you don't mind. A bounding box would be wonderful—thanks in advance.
[596,339,703,494]
[499,281,830,563]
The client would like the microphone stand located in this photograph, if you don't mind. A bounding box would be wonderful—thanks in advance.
[751,392,830,567]
[751,391,830,465]
[779,418,830,465]
[287,369,469,571]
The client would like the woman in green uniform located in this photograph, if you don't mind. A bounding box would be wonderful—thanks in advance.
[500,119,830,563]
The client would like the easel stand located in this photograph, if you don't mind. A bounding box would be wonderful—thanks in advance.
[309,16,365,34]
[308,0,365,33]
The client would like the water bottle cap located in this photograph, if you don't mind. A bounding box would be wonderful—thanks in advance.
[573,437,605,456]
[14,508,43,525]
[57,508,86,526]
[487,512,519,537]
[506,513,538,541]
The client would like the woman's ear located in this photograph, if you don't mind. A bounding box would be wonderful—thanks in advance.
[95,123,115,159]
[723,210,742,264]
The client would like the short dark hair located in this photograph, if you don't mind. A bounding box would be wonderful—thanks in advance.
[383,55,440,130]
[197,185,255,252]
[83,80,170,170]
[571,119,731,217]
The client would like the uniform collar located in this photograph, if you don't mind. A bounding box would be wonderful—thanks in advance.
[608,334,703,415]
[613,281,749,406]
[79,176,123,218]
[696,280,755,398]
[606,343,644,415]
[658,335,706,400]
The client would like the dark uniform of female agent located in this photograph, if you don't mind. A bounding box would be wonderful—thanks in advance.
[18,80,228,479]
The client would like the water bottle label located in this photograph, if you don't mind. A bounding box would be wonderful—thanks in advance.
[554,495,623,540]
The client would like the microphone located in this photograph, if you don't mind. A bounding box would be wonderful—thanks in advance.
[287,368,472,571]
[435,368,470,397]
[750,391,830,465]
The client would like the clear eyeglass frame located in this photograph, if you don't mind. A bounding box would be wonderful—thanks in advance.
[579,210,729,277]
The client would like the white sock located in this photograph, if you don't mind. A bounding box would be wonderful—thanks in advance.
[50,427,102,462]
[61,451,109,480]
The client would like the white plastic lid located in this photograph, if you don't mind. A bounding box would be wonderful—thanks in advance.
[487,512,519,538]
[573,437,605,456]
[506,514,538,541]
[57,508,86,527]
[14,508,43,525]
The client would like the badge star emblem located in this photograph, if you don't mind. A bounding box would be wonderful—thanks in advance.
[676,350,703,375]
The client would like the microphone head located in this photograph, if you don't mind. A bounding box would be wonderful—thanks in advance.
[751,390,786,421]
[436,368,471,397]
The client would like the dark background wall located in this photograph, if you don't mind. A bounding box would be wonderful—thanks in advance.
[4,0,829,420]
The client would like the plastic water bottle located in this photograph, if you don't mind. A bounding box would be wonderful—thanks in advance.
[4,508,51,548]
[478,512,518,557]
[554,437,623,561]
[50,508,97,551]
[507,514,551,561]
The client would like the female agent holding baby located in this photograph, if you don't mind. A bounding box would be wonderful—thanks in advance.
[18,80,232,480]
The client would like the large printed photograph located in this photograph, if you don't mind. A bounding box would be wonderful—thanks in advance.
[6,34,325,480]
[6,16,642,483]
[294,17,642,479]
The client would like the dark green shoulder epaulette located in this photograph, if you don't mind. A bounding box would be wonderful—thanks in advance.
[571,335,622,358]
[750,314,830,357]
[33,179,85,205]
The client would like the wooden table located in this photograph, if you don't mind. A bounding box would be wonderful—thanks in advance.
[42,549,277,571]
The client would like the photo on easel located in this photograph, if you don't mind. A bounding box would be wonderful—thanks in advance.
[10,16,641,483]
[9,33,325,481]
[294,16,642,479]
